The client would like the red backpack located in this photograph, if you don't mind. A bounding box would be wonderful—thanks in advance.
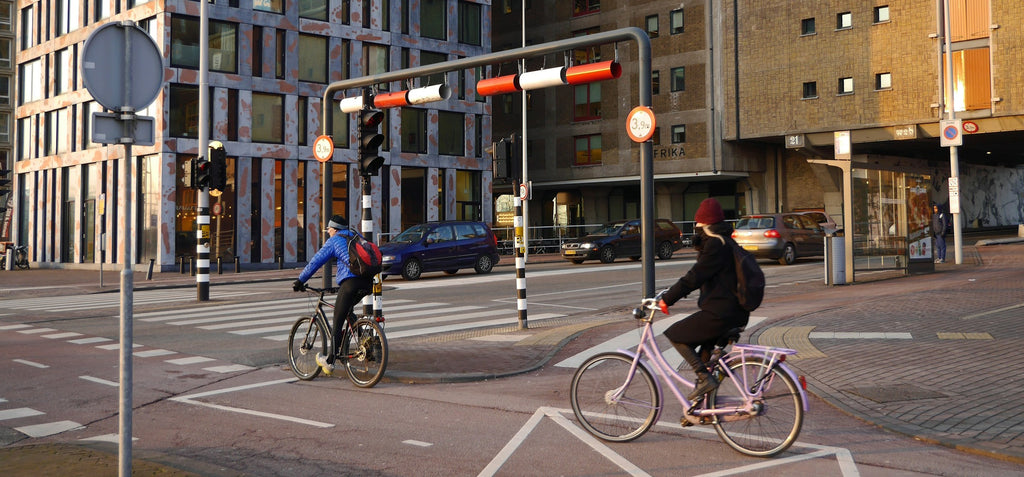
[347,229,383,278]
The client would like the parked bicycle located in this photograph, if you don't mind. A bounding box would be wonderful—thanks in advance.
[287,285,388,388]
[570,292,807,457]
[1,244,29,270]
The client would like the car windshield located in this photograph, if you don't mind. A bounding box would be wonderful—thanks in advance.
[391,224,429,243]
[736,217,775,229]
[590,223,626,235]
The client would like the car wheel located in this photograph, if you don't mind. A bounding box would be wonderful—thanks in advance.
[657,241,675,260]
[571,259,585,264]
[474,255,494,274]
[401,259,422,280]
[599,246,616,263]
[778,243,796,265]
[444,269,458,275]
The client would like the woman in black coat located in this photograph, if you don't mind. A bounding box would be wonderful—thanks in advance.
[658,198,750,400]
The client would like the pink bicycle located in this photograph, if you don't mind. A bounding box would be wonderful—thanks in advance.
[569,294,808,457]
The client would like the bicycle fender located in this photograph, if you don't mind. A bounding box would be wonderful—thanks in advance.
[612,349,666,422]
[725,350,809,412]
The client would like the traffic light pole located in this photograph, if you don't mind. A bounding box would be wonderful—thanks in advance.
[360,176,380,317]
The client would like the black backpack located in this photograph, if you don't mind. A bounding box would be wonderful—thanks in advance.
[726,237,765,312]
[346,229,383,278]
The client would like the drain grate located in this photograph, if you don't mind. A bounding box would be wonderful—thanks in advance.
[846,384,946,403]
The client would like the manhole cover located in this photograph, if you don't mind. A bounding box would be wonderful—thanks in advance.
[846,384,946,403]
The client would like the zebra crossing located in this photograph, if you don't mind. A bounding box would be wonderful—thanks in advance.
[0,288,262,313]
[133,297,567,341]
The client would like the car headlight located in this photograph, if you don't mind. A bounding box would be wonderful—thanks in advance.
[382,255,395,262]
[579,243,595,249]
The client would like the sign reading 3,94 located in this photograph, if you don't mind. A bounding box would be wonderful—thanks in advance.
[626,106,656,143]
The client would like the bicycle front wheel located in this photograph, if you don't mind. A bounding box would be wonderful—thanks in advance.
[341,317,388,388]
[288,315,327,380]
[570,352,660,442]
[710,359,804,457]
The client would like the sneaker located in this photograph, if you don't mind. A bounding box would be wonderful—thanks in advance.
[688,373,719,401]
[315,353,335,376]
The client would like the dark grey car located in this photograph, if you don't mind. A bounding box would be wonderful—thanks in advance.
[731,213,826,265]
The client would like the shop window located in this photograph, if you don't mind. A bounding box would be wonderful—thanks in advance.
[670,9,684,34]
[459,1,482,46]
[298,34,328,83]
[574,134,602,166]
[438,111,465,156]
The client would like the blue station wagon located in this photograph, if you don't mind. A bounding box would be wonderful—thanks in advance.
[380,221,500,280]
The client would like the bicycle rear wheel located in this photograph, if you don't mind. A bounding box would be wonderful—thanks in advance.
[340,317,388,388]
[570,352,660,442]
[710,359,804,457]
[288,315,326,380]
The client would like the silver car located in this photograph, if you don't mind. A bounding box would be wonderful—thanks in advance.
[731,213,826,265]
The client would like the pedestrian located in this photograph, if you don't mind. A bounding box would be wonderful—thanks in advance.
[931,202,949,263]
[292,214,372,375]
[657,198,749,400]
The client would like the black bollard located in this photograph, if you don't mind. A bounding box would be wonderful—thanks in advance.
[179,255,185,274]
[217,257,223,274]
[147,258,155,280]
[190,257,196,276]
[278,255,284,270]
[234,256,240,273]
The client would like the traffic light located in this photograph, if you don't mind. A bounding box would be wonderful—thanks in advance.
[194,156,211,189]
[208,141,227,194]
[181,159,194,189]
[358,109,385,177]
[491,139,511,180]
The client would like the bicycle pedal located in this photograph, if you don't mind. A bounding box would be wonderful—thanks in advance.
[680,417,694,427]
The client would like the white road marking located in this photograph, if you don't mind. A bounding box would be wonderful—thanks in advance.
[12,359,49,369]
[69,337,112,345]
[0,408,44,420]
[42,332,83,339]
[0,324,31,330]
[166,356,216,365]
[403,439,433,447]
[80,375,119,387]
[81,433,138,443]
[202,364,254,373]
[171,377,333,428]
[17,327,56,334]
[134,349,178,358]
[15,420,84,437]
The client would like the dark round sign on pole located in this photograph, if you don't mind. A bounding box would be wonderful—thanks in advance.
[81,22,163,111]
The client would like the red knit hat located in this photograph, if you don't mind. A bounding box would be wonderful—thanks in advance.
[694,198,725,224]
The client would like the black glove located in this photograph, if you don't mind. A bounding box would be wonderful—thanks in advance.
[292,280,305,292]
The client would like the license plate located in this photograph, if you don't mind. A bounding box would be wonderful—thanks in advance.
[564,250,576,255]
[742,245,758,251]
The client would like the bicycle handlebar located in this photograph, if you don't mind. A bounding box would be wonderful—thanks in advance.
[303,285,339,295]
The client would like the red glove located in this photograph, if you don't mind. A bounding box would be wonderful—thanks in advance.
[657,299,669,315]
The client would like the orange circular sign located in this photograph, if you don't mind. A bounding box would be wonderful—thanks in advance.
[313,135,334,162]
[626,106,656,143]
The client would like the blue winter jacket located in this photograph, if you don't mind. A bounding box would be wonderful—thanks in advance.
[298,229,357,284]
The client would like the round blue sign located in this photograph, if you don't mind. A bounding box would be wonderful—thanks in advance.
[943,125,959,140]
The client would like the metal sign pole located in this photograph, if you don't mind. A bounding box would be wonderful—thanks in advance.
[941,0,963,264]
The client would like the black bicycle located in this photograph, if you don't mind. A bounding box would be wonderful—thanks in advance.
[287,286,388,387]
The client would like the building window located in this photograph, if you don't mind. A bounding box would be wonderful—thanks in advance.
[873,6,889,24]
[459,1,482,46]
[670,9,684,34]
[574,83,601,121]
[948,48,991,111]
[671,125,685,144]
[252,93,284,143]
[670,67,685,92]
[20,6,33,50]
[275,29,285,79]
[299,0,328,21]
[364,43,390,90]
[0,77,9,105]
[651,127,660,146]
[170,16,238,73]
[170,84,199,137]
[645,14,658,39]
[0,38,11,68]
[55,49,72,95]
[55,0,80,36]
[838,77,853,95]
[297,97,308,146]
[252,26,264,77]
[573,0,599,16]
[802,81,818,99]
[438,111,465,156]
[455,170,481,220]
[92,0,113,23]
[801,18,815,35]
[331,104,349,147]
[298,34,328,83]
[254,0,284,14]
[574,134,602,166]
[18,59,42,104]
[875,72,891,90]
[421,0,446,40]
[836,12,852,30]
[652,70,660,95]
[401,108,427,153]
[0,3,11,31]
[421,50,447,87]
[0,112,9,146]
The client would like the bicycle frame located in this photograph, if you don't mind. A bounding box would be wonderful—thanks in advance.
[612,309,808,427]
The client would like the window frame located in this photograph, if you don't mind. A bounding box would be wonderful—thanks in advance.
[297,34,329,83]
[251,92,285,144]
[573,133,602,166]
[838,77,854,95]
[836,12,852,30]
[875,72,892,91]
[873,6,890,24]
[437,111,465,156]
[573,0,600,17]
[802,81,818,99]
[670,66,685,92]
[671,125,685,144]
[458,1,482,46]
[670,9,684,34]
[801,18,816,36]
[645,14,659,39]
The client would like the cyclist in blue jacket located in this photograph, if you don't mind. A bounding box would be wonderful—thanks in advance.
[293,214,372,375]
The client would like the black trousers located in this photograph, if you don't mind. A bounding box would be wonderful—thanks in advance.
[330,276,372,361]
[664,309,744,358]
